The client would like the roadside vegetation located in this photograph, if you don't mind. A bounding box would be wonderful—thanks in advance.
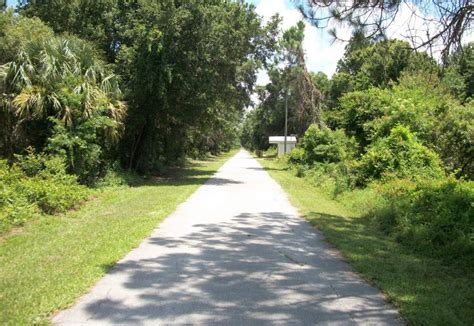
[259,157,473,325]
[0,2,280,234]
[1,0,473,324]
[243,15,473,326]
[0,2,272,324]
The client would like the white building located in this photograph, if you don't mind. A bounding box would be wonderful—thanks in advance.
[269,136,297,157]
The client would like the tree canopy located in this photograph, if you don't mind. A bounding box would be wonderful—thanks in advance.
[2,0,280,174]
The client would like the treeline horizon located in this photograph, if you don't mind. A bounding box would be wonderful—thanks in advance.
[1,0,281,181]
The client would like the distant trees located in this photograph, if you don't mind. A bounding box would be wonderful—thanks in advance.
[0,1,281,176]
[17,0,280,172]
[241,21,323,150]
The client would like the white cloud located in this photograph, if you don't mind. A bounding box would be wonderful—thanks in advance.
[254,0,301,30]
[255,69,270,86]
[386,2,443,56]
[303,23,348,76]
[386,2,473,59]
[251,0,474,95]
[254,0,348,80]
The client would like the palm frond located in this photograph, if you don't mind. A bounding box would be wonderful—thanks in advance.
[4,35,126,145]
[60,105,73,127]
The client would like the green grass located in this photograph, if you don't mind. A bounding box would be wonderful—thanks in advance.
[0,150,236,325]
[259,157,474,326]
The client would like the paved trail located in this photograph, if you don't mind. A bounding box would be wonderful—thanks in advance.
[53,150,401,325]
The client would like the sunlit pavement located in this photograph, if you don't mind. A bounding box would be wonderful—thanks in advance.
[53,150,402,325]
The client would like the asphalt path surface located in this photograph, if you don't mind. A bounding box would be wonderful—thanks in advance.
[53,150,401,325]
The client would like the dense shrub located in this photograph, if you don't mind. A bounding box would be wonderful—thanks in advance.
[286,125,358,197]
[0,161,37,231]
[436,100,474,179]
[0,152,88,232]
[301,125,356,165]
[368,72,461,151]
[337,88,392,150]
[287,147,305,165]
[370,177,474,258]
[305,161,357,198]
[335,72,474,180]
[357,125,444,186]
[46,118,113,185]
[94,162,144,188]
[20,154,88,213]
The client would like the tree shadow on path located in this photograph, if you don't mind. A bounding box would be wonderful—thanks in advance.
[83,211,400,325]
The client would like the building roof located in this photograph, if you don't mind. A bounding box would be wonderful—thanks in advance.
[269,136,297,144]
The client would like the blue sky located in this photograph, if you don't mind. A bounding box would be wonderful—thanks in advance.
[244,0,473,86]
[245,0,348,84]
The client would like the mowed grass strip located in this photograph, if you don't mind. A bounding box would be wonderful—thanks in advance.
[0,150,237,325]
[259,158,474,326]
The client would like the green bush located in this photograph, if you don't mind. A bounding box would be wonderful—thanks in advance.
[263,146,278,158]
[20,153,88,214]
[0,191,37,231]
[95,162,144,188]
[301,125,356,165]
[0,161,38,232]
[286,125,358,197]
[370,177,474,258]
[45,117,115,186]
[287,147,305,165]
[337,88,392,150]
[436,100,474,179]
[295,164,310,178]
[357,125,445,186]
[0,152,88,232]
[304,161,357,198]
[368,72,448,145]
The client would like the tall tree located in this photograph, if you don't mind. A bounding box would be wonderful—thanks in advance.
[19,0,118,61]
[21,0,280,172]
[0,10,53,64]
[280,21,323,133]
[326,37,437,110]
[116,1,280,171]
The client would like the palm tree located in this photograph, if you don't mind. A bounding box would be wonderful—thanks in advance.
[0,36,126,156]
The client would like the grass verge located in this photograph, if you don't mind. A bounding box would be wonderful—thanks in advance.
[0,150,237,325]
[259,157,474,326]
